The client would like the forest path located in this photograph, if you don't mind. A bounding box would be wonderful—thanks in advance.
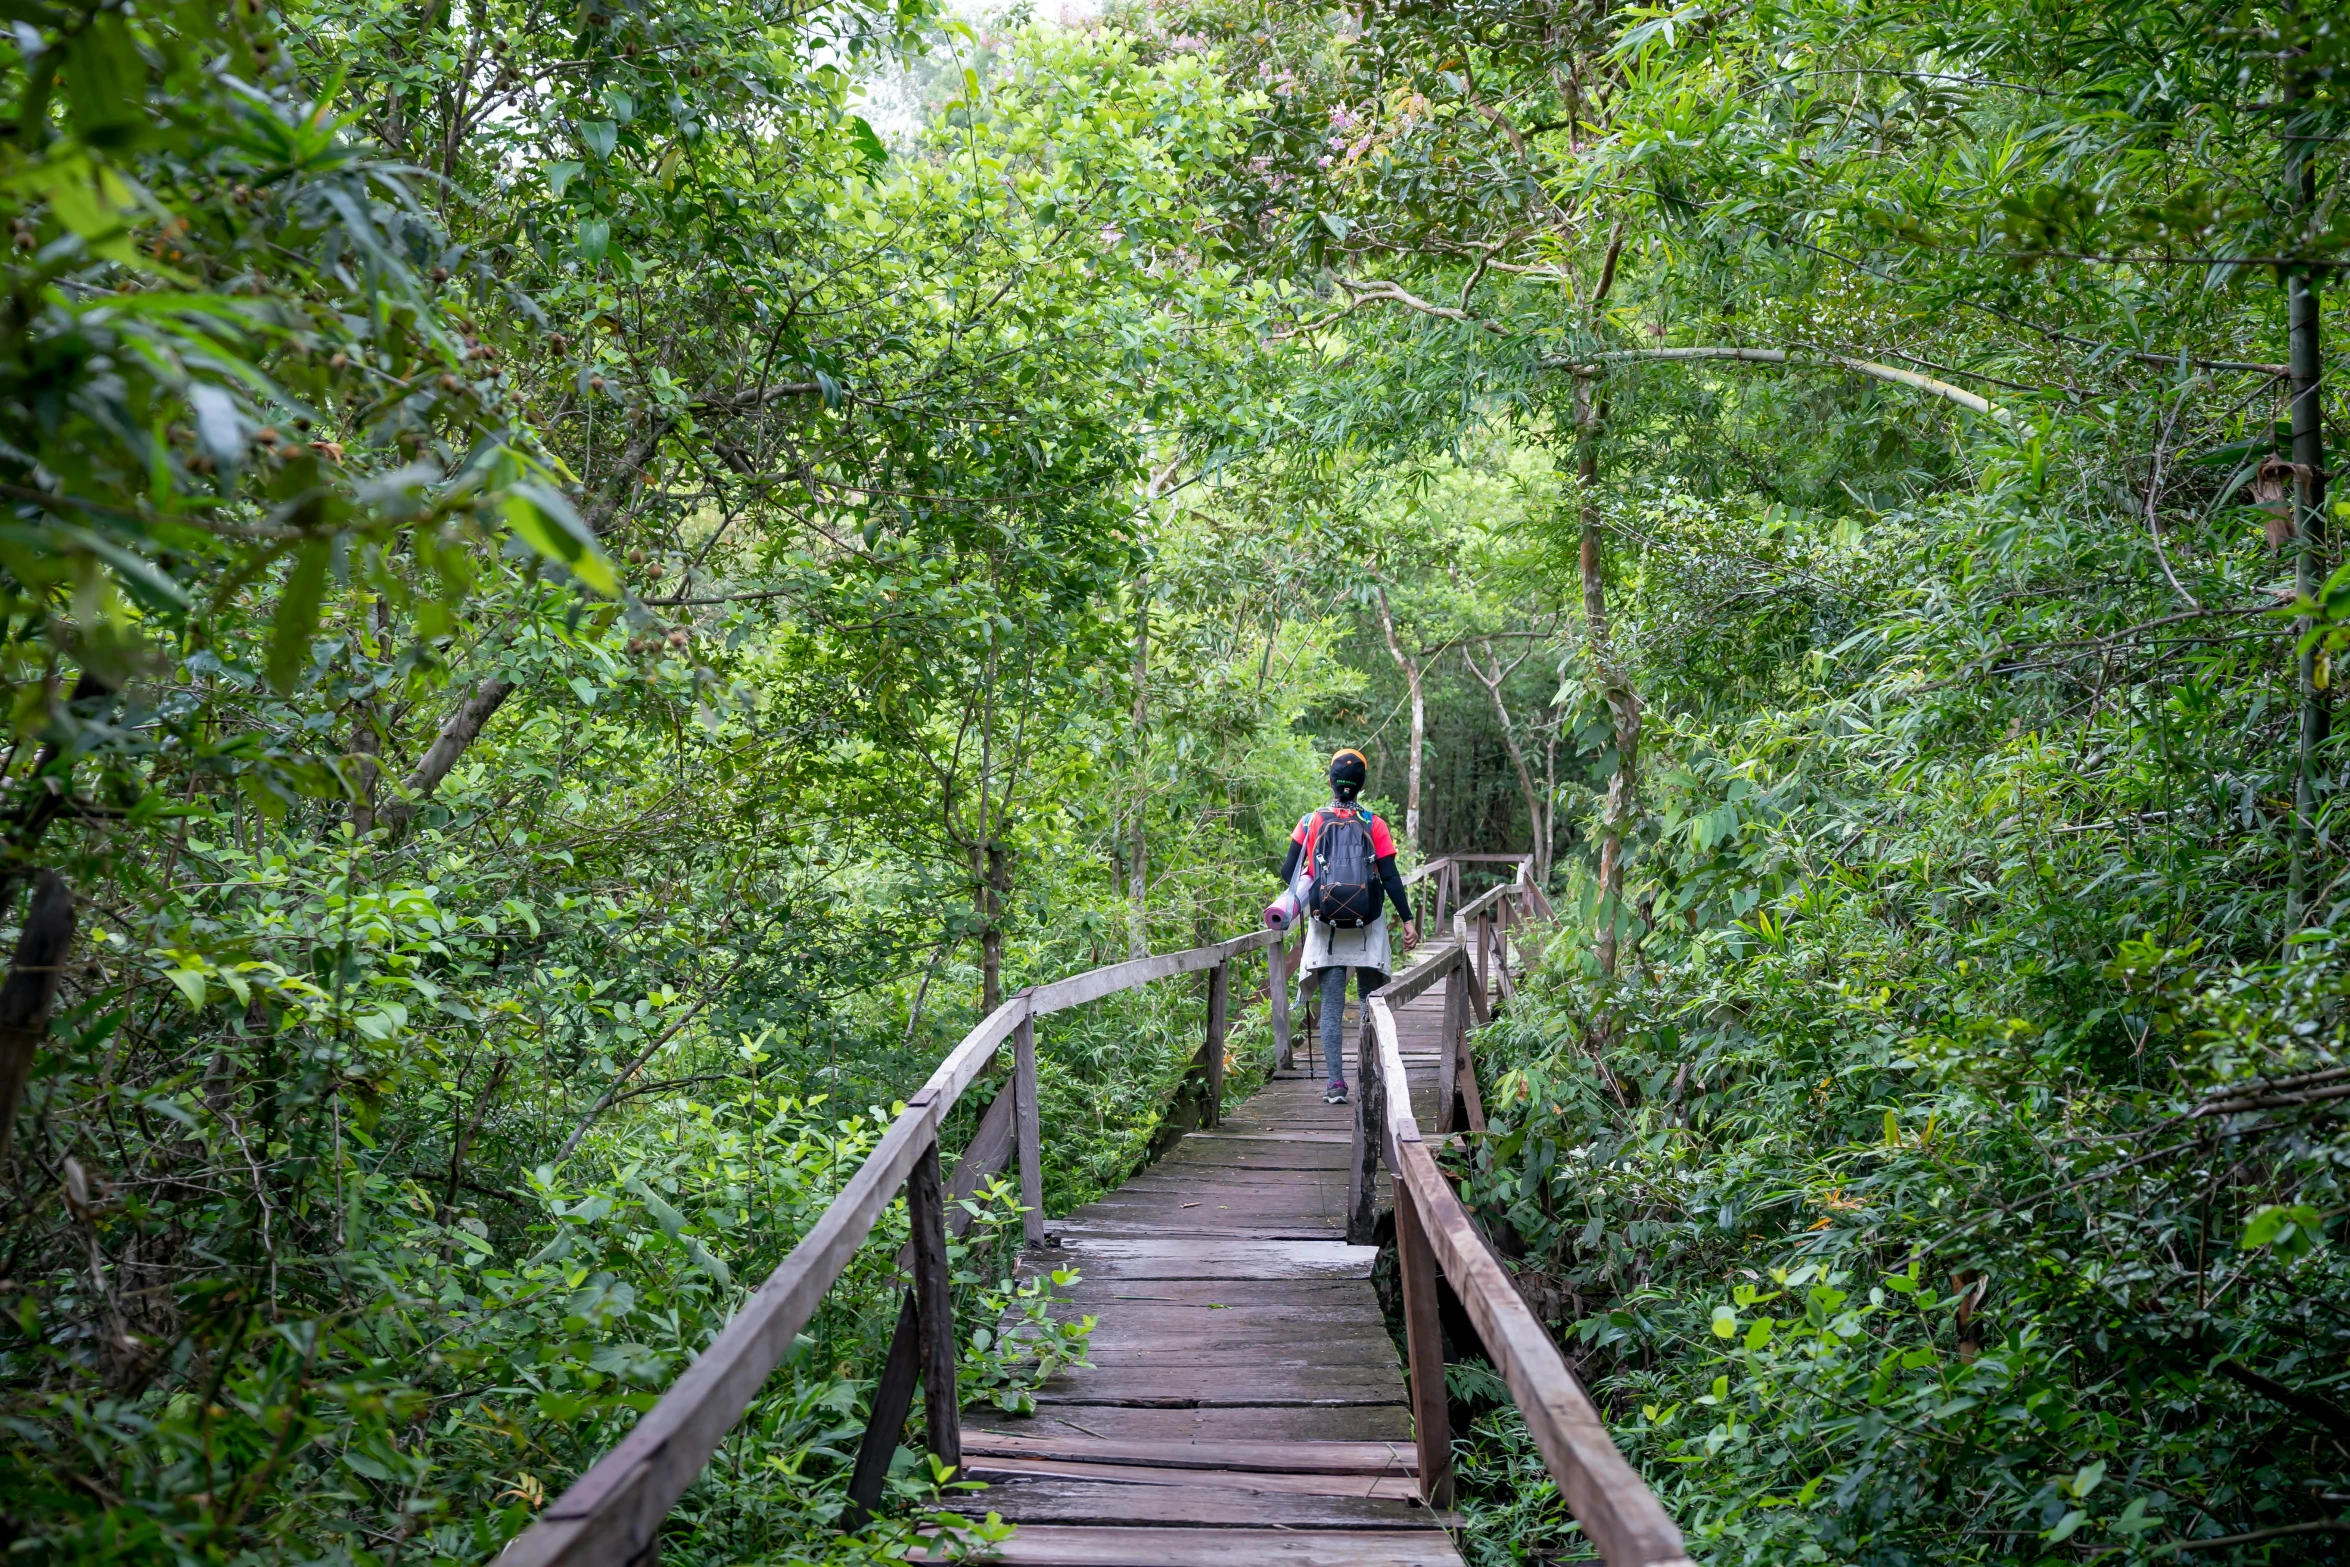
[958,981,1465,1566]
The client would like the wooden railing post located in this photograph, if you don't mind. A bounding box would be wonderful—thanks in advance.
[844,1293,921,1525]
[1475,912,1492,1000]
[1345,1013,1381,1245]
[907,1138,959,1472]
[1268,939,1291,1072]
[1203,959,1230,1128]
[1014,1014,1044,1248]
[1395,1180,1455,1509]
[1437,950,1464,1135]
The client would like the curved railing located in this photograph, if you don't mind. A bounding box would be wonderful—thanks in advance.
[499,848,1690,1567]
[500,927,1287,1567]
[1354,855,1694,1567]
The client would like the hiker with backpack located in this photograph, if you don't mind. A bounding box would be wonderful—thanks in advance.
[1273,749,1419,1104]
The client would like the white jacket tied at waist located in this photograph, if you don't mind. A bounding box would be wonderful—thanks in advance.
[1290,863,1392,976]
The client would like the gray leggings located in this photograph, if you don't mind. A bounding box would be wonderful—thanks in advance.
[1315,967,1376,1086]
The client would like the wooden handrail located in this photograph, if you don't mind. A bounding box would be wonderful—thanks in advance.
[501,926,1284,1567]
[1356,887,1694,1567]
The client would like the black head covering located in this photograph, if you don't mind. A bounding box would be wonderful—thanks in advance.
[1329,748,1368,803]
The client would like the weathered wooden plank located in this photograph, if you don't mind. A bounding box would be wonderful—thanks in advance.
[977,1405,1414,1442]
[1027,930,1277,1014]
[1368,942,1460,1008]
[958,1433,1415,1474]
[963,1454,1421,1501]
[1037,1364,1406,1396]
[1053,1280,1388,1310]
[1174,1130,1354,1145]
[1067,1305,1392,1335]
[1398,855,1454,887]
[910,998,1028,1125]
[969,1477,1426,1528]
[1366,995,1420,1160]
[1033,1380,1404,1409]
[1052,1237,1377,1280]
[928,1525,1463,1566]
[1070,1342,1401,1367]
[1451,880,1512,927]
[1072,1318,1394,1347]
[1055,1218,1347,1242]
[1161,1149,1351,1173]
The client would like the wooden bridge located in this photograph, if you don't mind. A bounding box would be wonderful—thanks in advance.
[500,856,1692,1567]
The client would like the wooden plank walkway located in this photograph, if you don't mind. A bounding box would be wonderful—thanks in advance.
[963,983,1463,1566]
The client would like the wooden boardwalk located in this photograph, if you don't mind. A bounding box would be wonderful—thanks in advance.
[963,983,1463,1566]
[505,861,1689,1567]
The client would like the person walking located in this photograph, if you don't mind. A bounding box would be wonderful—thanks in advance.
[1275,749,1419,1104]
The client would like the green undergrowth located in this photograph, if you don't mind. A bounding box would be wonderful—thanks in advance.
[1452,840,2350,1565]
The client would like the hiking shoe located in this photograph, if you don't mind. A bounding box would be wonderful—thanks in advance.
[1325,1083,1348,1105]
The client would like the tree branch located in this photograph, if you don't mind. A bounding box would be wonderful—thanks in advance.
[377,676,517,837]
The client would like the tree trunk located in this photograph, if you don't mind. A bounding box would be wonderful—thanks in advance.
[1128,580,1150,959]
[347,718,381,835]
[0,871,75,1162]
[378,675,515,836]
[348,596,390,835]
[1575,379,1640,977]
[982,841,1009,1015]
[2285,14,2330,928]
[1468,640,1546,874]
[1375,588,1425,853]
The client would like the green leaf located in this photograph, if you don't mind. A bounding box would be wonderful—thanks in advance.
[164,968,206,1010]
[266,539,332,694]
[579,120,617,159]
[575,215,610,263]
[502,483,618,594]
[1711,1304,1737,1339]
[546,160,585,198]
[846,114,888,166]
[2241,1203,2326,1256]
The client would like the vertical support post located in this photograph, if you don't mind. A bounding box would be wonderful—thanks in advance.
[1269,939,1292,1072]
[1345,1015,1381,1245]
[1014,1014,1045,1247]
[844,1293,922,1524]
[1394,1179,1456,1509]
[1475,913,1492,1000]
[1437,952,1463,1135]
[907,1138,959,1471]
[1492,899,1517,1004]
[1455,1026,1488,1133]
[1203,959,1230,1127]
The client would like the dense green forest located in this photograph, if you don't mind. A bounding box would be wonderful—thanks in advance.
[1,0,2347,1561]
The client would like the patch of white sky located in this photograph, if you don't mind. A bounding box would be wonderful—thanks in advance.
[848,0,1109,145]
